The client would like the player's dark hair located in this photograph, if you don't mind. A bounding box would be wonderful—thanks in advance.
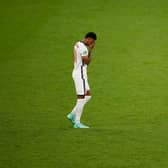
[85,32,97,40]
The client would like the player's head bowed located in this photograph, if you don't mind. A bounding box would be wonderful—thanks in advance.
[83,32,97,49]
[85,32,97,40]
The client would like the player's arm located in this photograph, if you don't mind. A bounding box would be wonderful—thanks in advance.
[81,47,91,65]
[82,55,91,65]
[81,42,95,65]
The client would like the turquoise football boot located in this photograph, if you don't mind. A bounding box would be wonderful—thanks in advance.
[73,122,89,128]
[67,113,75,123]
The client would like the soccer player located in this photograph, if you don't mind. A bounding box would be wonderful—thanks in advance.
[67,32,97,128]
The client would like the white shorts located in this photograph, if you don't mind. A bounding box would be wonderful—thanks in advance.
[73,77,90,95]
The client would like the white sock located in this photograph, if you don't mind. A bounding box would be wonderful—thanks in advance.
[84,95,92,104]
[71,103,77,115]
[72,96,91,123]
[74,99,86,123]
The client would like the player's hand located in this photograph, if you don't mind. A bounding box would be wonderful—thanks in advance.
[89,41,95,49]
[88,42,95,57]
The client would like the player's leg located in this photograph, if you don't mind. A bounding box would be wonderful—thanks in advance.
[74,78,92,122]
[69,94,85,123]
[71,95,84,114]
[68,77,90,128]
[74,79,91,128]
[68,77,86,125]
[74,94,86,124]
[74,79,92,127]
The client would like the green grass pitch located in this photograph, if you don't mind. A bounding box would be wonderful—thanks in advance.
[1,0,168,167]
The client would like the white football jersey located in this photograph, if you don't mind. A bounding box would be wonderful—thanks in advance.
[72,41,89,79]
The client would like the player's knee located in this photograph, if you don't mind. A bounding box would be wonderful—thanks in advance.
[86,90,91,96]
